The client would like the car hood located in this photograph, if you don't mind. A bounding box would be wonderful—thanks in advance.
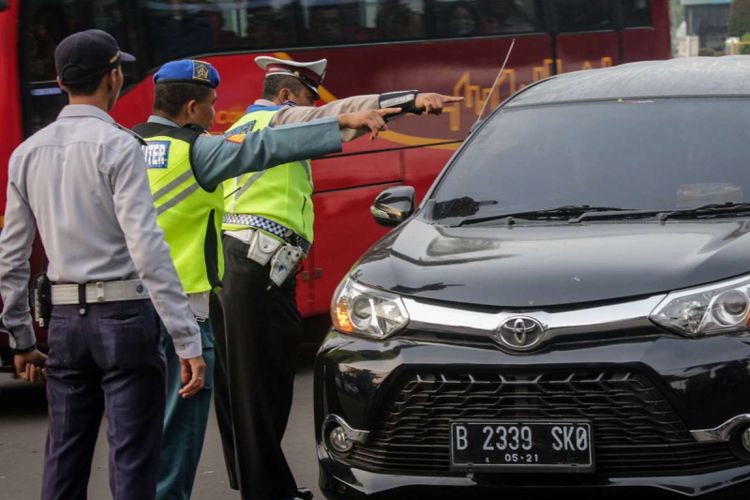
[351,219,750,307]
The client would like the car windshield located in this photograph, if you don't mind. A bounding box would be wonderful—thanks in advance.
[430,98,750,223]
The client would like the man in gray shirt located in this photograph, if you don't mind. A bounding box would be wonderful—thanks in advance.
[0,30,205,500]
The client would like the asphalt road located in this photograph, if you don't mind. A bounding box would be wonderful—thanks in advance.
[0,344,322,500]
[0,346,727,500]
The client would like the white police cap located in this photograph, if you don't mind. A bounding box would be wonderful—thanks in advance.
[255,56,327,98]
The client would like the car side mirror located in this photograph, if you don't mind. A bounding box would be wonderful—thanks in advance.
[371,186,415,227]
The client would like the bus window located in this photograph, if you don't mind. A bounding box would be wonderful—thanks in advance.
[554,0,615,33]
[301,0,426,44]
[433,1,481,37]
[142,0,301,62]
[144,1,217,65]
[245,0,300,49]
[27,2,66,82]
[431,0,542,39]
[375,0,425,41]
[303,0,361,44]
[475,0,544,35]
[621,0,651,28]
[22,0,130,134]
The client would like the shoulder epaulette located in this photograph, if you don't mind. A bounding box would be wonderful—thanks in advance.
[114,122,147,146]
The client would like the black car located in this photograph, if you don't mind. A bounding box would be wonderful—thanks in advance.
[314,57,750,499]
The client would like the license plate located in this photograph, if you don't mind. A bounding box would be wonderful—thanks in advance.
[450,421,594,472]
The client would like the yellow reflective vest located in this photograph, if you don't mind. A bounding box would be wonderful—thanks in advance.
[135,123,224,293]
[222,105,314,244]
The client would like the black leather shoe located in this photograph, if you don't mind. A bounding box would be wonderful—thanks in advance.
[296,487,313,500]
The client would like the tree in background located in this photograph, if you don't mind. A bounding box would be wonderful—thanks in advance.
[729,0,750,37]
[729,0,750,54]
[670,0,683,32]
[670,0,684,56]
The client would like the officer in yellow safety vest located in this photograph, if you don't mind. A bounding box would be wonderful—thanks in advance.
[211,56,462,500]
[131,59,401,500]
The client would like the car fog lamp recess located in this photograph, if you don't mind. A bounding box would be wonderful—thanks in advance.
[332,278,409,339]
[650,275,750,337]
[328,425,354,453]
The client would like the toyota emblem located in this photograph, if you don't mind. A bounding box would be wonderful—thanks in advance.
[495,316,545,350]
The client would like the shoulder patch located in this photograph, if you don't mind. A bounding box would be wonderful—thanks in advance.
[224,134,245,145]
[142,141,171,168]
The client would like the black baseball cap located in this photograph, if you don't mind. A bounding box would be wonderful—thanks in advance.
[55,29,135,85]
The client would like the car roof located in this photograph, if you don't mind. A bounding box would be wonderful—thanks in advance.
[506,56,750,108]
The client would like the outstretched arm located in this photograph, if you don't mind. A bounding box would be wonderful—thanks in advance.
[272,92,463,141]
[194,117,342,191]
[194,109,402,190]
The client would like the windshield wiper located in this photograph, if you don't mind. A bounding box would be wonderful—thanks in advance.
[657,202,750,221]
[571,207,669,223]
[458,205,629,226]
[573,202,750,223]
[432,197,498,219]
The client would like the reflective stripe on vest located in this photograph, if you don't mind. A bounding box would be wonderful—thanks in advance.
[221,108,315,243]
[138,125,224,294]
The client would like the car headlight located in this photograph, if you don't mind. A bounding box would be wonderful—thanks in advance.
[650,275,750,337]
[331,278,409,339]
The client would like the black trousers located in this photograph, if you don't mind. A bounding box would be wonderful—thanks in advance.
[211,235,301,500]
[43,300,165,500]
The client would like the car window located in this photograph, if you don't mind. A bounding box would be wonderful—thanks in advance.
[431,98,750,221]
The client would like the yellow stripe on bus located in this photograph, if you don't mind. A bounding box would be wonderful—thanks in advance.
[378,130,459,150]
[273,52,459,151]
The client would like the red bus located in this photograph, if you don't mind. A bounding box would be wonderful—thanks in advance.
[0,0,670,355]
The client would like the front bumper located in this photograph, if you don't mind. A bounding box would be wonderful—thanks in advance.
[314,330,750,498]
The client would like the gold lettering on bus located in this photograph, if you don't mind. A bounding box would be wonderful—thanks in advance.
[447,69,517,132]
[532,58,563,80]
[449,57,613,132]
[583,57,613,70]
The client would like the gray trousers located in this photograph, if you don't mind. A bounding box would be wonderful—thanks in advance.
[42,299,165,500]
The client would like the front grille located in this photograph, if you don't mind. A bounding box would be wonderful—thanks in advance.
[346,369,744,476]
